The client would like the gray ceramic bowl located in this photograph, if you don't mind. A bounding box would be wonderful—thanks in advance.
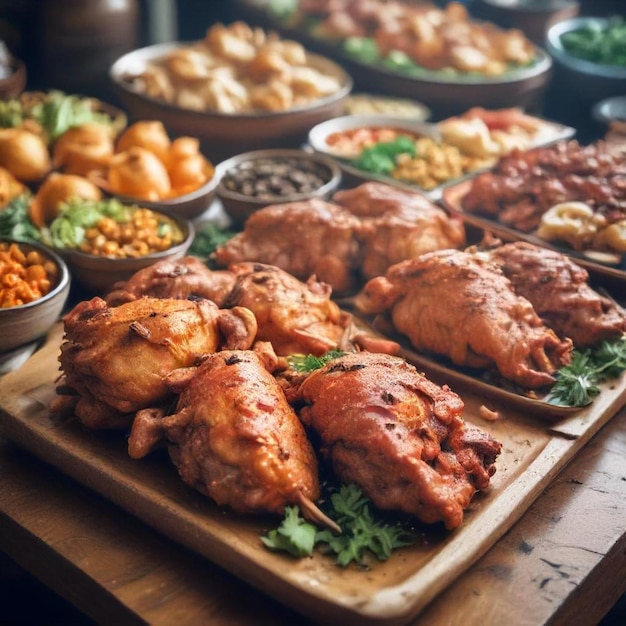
[110,42,352,163]
[55,212,194,295]
[0,239,70,353]
[308,114,441,194]
[592,95,626,127]
[546,17,626,106]
[216,148,342,227]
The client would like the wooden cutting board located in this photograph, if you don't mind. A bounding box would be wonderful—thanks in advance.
[1,322,625,625]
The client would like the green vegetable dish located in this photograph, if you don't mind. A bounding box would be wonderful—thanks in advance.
[560,17,626,67]
[0,90,125,143]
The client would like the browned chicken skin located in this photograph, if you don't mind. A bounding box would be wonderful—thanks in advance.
[486,242,626,347]
[214,198,362,294]
[105,256,237,307]
[214,182,465,293]
[224,262,352,356]
[129,349,337,528]
[354,249,573,389]
[53,297,257,429]
[293,351,502,530]
[333,182,466,279]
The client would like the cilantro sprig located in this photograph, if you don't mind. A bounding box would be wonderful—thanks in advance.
[352,135,417,176]
[287,350,345,373]
[547,336,626,407]
[261,484,413,566]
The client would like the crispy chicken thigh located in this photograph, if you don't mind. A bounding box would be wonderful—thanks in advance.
[354,249,572,389]
[105,256,237,307]
[129,349,336,527]
[224,262,351,356]
[294,351,501,530]
[214,198,362,293]
[53,297,257,429]
[487,242,626,347]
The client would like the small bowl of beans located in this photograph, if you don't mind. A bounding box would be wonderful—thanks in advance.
[0,238,70,354]
[215,149,342,227]
[45,197,194,294]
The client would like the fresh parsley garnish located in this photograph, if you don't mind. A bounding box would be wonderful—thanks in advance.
[188,222,235,258]
[287,351,345,373]
[547,337,626,407]
[261,484,413,566]
[0,193,39,241]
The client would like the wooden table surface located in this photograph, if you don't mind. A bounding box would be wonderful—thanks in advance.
[0,402,624,626]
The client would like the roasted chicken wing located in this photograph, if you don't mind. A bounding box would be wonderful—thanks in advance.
[486,242,626,347]
[129,349,337,529]
[223,262,351,356]
[52,296,257,429]
[105,256,237,307]
[293,351,502,530]
[354,249,572,389]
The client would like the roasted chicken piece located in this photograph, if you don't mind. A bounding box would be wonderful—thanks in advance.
[105,256,237,307]
[129,349,337,529]
[293,351,501,530]
[354,249,572,389]
[223,262,351,356]
[52,297,257,429]
[486,242,626,347]
[213,198,363,294]
[333,182,466,279]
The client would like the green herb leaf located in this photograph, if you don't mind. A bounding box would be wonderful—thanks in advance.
[0,194,40,241]
[260,505,317,558]
[261,485,413,566]
[188,222,235,258]
[547,337,626,407]
[352,135,417,176]
[287,351,345,373]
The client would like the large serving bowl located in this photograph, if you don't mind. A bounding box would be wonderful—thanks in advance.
[216,148,342,226]
[474,0,580,43]
[546,16,626,107]
[110,42,352,162]
[0,238,70,353]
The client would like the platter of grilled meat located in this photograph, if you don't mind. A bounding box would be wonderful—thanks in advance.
[2,175,625,625]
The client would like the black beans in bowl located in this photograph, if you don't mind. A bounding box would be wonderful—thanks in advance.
[216,149,342,226]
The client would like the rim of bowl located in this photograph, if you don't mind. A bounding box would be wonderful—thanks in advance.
[215,148,342,204]
[546,17,626,79]
[105,164,222,209]
[56,213,195,267]
[479,0,580,13]
[0,238,70,311]
[110,42,353,119]
[308,114,441,157]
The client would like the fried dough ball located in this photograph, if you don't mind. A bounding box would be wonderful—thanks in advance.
[166,137,214,194]
[52,122,115,176]
[116,120,171,164]
[0,166,27,206]
[108,147,171,201]
[0,128,51,182]
[29,173,103,228]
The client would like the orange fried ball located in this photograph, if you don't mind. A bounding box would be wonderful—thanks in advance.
[166,136,215,194]
[108,146,171,201]
[116,120,171,164]
[52,122,115,176]
[30,173,103,228]
[0,128,51,182]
